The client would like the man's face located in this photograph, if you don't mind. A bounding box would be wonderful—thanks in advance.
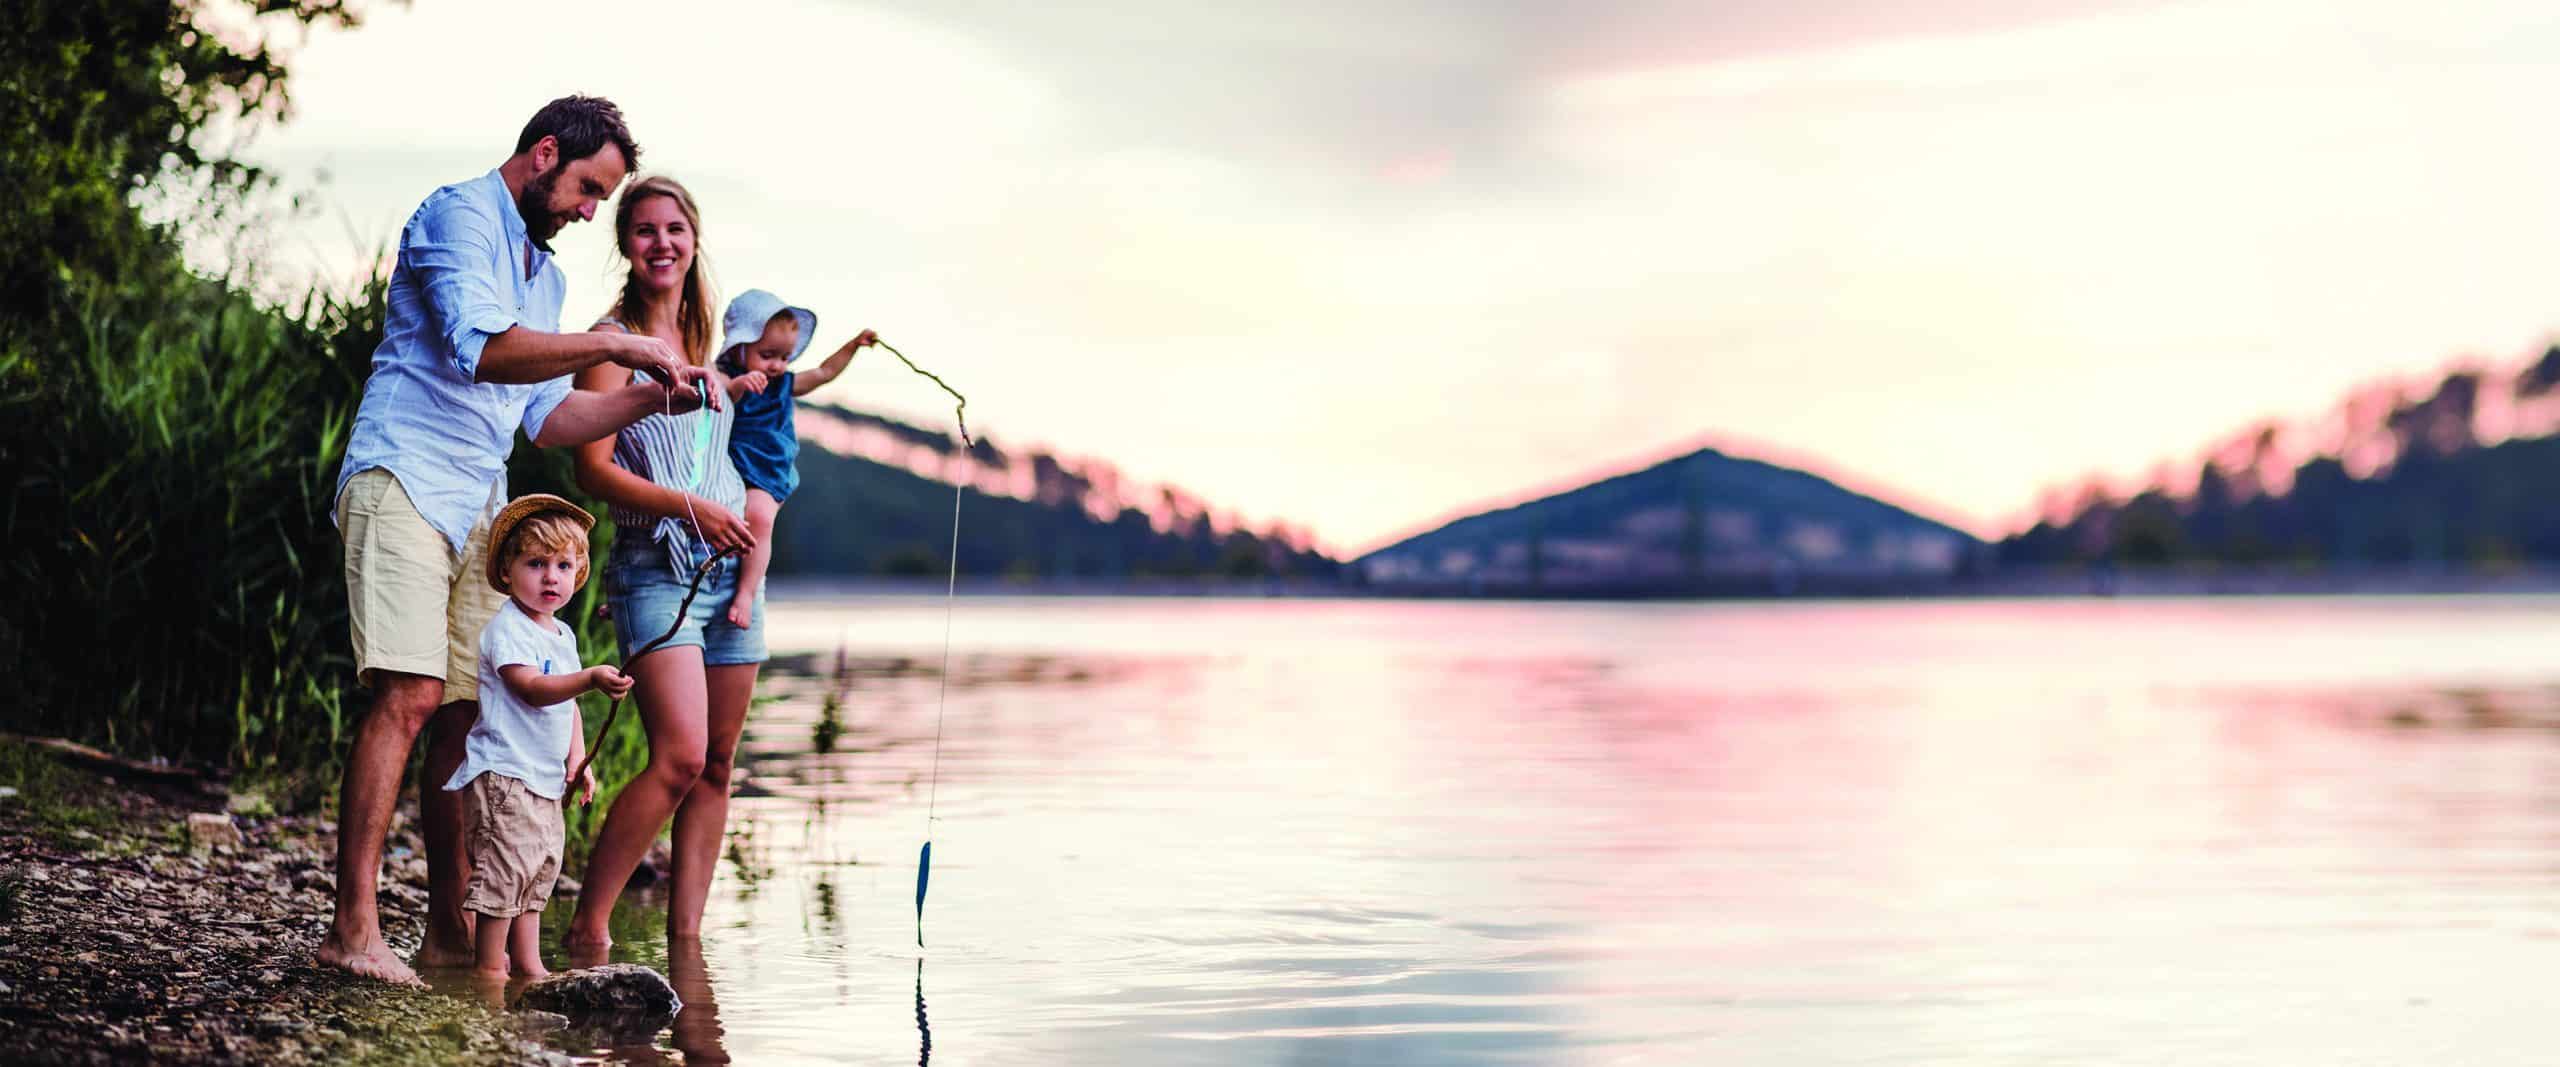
[519,138,629,249]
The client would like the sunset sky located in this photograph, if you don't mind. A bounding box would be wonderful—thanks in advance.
[240,0,2560,554]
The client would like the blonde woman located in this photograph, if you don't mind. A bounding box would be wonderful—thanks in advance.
[563,175,765,953]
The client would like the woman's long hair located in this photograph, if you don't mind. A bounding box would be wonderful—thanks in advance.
[606,174,717,365]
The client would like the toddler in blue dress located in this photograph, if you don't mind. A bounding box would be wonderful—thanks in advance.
[716,289,876,628]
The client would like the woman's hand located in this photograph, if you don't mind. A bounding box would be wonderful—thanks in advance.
[687,497,755,552]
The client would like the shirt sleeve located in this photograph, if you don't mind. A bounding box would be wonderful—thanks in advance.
[401,191,522,380]
[479,609,556,674]
[521,375,573,441]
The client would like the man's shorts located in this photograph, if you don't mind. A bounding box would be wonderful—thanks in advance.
[459,773,563,918]
[337,468,506,701]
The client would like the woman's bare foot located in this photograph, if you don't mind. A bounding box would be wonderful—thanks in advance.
[515,960,551,980]
[315,935,425,987]
[723,595,752,631]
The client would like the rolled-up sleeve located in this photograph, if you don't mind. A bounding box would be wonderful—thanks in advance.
[521,375,573,442]
[402,194,520,380]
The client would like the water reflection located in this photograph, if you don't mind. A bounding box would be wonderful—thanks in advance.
[553,594,2560,1063]
[665,939,731,1065]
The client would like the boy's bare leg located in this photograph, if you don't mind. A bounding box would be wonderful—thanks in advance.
[315,672,443,987]
[471,907,513,979]
[418,700,479,968]
[726,488,778,630]
[509,911,550,978]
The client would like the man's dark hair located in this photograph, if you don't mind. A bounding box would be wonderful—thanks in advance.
[514,94,640,170]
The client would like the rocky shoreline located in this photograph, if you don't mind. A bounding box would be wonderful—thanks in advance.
[0,740,567,1066]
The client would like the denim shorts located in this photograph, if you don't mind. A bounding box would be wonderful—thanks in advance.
[604,539,767,666]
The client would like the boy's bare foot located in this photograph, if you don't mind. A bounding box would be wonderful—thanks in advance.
[316,935,425,987]
[723,595,753,631]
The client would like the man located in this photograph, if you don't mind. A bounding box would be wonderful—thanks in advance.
[316,95,715,985]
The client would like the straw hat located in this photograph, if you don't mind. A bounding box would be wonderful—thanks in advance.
[485,493,597,592]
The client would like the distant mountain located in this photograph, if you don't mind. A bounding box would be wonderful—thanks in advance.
[770,404,1339,582]
[1356,446,1981,594]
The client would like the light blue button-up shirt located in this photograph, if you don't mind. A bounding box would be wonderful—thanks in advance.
[334,170,573,552]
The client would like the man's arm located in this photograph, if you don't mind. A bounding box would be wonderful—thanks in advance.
[532,381,684,448]
[477,327,652,384]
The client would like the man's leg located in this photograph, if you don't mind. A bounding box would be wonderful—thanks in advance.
[315,671,443,986]
[418,699,479,967]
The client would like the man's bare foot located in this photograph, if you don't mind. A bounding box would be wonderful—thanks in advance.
[562,931,612,969]
[316,935,425,987]
[723,596,752,631]
[414,939,477,970]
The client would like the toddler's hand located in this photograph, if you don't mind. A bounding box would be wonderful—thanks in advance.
[845,328,878,353]
[733,370,770,396]
[590,665,634,700]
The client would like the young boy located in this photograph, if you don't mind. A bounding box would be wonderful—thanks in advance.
[442,493,633,979]
[716,289,876,629]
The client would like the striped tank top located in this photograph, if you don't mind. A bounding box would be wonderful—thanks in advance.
[596,318,746,577]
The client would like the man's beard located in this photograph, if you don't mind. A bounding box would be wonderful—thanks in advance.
[519,164,565,250]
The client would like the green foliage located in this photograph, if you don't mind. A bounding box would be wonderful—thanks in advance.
[0,0,376,782]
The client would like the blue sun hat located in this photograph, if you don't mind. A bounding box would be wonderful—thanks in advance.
[717,288,818,373]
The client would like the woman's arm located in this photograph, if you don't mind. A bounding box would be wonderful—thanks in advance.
[569,358,699,521]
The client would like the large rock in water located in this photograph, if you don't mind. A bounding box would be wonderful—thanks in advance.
[515,964,681,1037]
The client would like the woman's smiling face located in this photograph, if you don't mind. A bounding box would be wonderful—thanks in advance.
[621,192,694,295]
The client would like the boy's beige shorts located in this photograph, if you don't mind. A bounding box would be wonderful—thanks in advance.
[459,773,564,918]
[337,468,506,701]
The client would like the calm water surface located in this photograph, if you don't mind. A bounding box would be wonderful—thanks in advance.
[555,594,2560,1065]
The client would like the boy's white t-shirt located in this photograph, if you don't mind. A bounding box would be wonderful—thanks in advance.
[442,598,583,799]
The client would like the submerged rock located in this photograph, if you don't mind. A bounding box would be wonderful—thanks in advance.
[515,964,680,1039]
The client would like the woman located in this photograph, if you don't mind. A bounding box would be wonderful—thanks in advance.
[564,175,764,954]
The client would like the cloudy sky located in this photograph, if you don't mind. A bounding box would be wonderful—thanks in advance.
[241,0,2560,553]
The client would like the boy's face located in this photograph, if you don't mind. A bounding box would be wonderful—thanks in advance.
[506,548,583,616]
[742,319,799,378]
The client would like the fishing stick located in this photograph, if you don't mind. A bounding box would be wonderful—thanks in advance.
[869,338,971,948]
[566,544,742,795]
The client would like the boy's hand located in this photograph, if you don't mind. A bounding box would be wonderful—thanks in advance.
[589,665,634,700]
[572,762,599,806]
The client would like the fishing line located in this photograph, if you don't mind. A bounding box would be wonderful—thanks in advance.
[568,371,736,794]
[872,338,971,949]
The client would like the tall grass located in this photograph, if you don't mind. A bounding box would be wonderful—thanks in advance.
[1,264,381,786]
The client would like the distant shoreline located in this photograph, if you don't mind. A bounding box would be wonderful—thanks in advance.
[766,566,2560,602]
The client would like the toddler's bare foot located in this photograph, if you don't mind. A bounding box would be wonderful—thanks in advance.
[723,595,753,631]
[316,935,425,988]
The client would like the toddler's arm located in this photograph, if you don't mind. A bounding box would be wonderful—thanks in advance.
[794,329,878,395]
[498,664,623,708]
[726,371,770,401]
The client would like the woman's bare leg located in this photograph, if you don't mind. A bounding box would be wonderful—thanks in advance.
[563,646,710,954]
[669,662,761,938]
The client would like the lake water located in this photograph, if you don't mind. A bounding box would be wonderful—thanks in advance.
[551,593,2560,1065]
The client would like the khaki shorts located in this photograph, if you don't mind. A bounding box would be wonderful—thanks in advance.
[460,773,564,918]
[337,468,506,701]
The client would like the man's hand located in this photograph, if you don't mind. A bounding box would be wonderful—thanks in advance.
[610,333,719,412]
[588,665,634,701]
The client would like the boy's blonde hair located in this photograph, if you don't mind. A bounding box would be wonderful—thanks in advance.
[496,512,593,592]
